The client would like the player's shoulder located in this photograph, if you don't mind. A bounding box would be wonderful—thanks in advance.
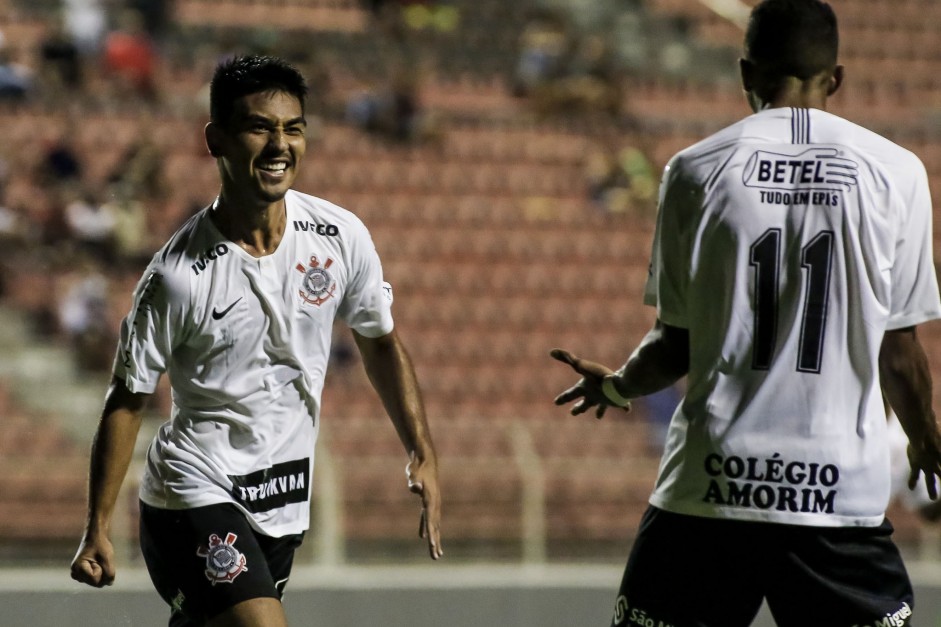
[286,189,372,240]
[147,206,219,291]
[811,109,926,180]
[664,118,753,183]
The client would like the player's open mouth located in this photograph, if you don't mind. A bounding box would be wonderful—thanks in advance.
[257,161,289,178]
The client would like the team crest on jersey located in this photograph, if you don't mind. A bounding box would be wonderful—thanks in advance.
[197,532,248,585]
[296,255,337,306]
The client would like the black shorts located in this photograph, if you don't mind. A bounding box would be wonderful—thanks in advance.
[139,501,304,627]
[611,506,914,627]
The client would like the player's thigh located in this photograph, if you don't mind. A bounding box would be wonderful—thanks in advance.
[256,530,304,597]
[611,507,764,627]
[205,597,288,627]
[139,501,285,626]
[765,518,914,627]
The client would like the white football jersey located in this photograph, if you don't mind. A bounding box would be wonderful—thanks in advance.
[644,107,941,527]
[114,190,394,536]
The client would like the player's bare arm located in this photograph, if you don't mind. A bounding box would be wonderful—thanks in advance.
[71,376,150,587]
[552,319,689,419]
[353,329,443,560]
[880,326,941,498]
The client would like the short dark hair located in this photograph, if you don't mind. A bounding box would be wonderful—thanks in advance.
[744,0,838,80]
[209,55,308,125]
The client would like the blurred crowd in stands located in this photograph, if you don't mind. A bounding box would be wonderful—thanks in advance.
[0,0,656,380]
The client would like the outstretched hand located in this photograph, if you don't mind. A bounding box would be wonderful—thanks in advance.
[907,431,941,500]
[550,348,629,419]
[406,451,443,560]
[70,533,116,588]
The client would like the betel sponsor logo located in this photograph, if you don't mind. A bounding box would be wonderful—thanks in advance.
[191,244,230,276]
[612,596,675,627]
[293,220,339,236]
[197,532,248,585]
[229,458,310,513]
[702,453,839,514]
[742,147,858,192]
[852,602,913,627]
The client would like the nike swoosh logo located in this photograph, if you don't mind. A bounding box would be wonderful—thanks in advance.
[212,297,242,320]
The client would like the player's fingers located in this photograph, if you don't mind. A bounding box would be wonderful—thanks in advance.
[420,484,443,560]
[908,467,921,491]
[418,507,426,539]
[101,558,116,587]
[549,348,578,368]
[71,559,102,587]
[427,522,443,560]
[554,383,585,406]
[927,473,940,501]
[594,403,607,420]
[571,399,595,416]
[422,507,443,560]
[551,349,594,378]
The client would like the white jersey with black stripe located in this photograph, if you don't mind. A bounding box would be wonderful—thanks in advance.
[644,107,941,527]
[114,190,394,536]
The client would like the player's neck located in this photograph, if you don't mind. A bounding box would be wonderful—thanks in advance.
[211,196,287,257]
[751,76,830,112]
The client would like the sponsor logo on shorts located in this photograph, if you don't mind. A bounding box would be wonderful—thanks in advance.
[612,595,674,627]
[229,458,310,513]
[197,532,248,585]
[852,602,913,627]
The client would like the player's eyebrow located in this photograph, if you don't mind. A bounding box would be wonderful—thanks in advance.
[243,114,307,127]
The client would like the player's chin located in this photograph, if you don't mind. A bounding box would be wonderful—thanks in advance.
[255,181,293,203]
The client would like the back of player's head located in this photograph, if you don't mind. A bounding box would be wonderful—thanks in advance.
[210,55,308,126]
[745,0,838,79]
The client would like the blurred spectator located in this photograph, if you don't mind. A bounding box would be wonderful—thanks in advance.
[102,9,159,100]
[401,0,460,35]
[36,133,83,187]
[361,0,408,42]
[108,136,165,200]
[0,195,25,247]
[584,142,657,216]
[513,11,623,117]
[0,49,32,102]
[103,183,149,266]
[64,189,116,263]
[62,0,107,56]
[635,382,683,454]
[346,66,440,144]
[128,0,174,41]
[550,34,623,115]
[512,9,571,100]
[57,261,114,371]
[38,19,83,95]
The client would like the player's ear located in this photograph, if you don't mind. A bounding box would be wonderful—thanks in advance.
[739,58,755,93]
[827,64,844,97]
[205,122,225,158]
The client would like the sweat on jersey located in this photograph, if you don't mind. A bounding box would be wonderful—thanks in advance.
[644,107,941,527]
[113,190,394,537]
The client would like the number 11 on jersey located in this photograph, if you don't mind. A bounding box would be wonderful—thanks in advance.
[749,228,834,373]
